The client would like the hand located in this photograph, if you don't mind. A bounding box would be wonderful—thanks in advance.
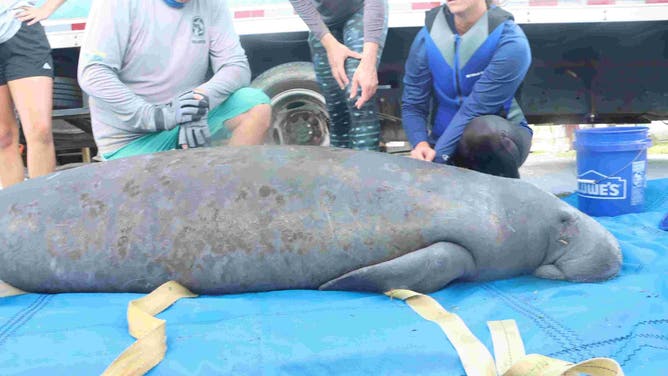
[349,59,379,109]
[179,118,211,149]
[410,142,436,162]
[14,5,55,26]
[321,34,363,90]
[153,91,209,131]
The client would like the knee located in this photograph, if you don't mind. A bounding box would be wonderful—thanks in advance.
[232,103,272,133]
[24,122,53,146]
[252,103,272,121]
[249,104,272,130]
[461,116,503,153]
[0,127,15,150]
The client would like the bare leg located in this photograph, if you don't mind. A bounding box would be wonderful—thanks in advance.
[0,84,25,188]
[8,76,56,179]
[225,104,271,146]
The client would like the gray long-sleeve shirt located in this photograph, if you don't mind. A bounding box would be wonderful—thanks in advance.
[78,0,251,156]
[289,0,386,46]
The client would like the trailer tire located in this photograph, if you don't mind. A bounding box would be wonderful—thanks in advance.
[251,62,330,146]
[53,76,83,110]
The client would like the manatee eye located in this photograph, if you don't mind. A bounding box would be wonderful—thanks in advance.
[559,209,574,225]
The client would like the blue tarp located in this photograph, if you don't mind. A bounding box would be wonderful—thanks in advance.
[1,180,667,375]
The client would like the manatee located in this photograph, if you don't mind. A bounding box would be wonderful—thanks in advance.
[0,146,621,294]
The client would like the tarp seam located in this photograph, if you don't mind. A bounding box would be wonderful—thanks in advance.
[0,295,53,349]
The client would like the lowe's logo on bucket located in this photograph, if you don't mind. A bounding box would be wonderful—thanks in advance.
[577,170,627,200]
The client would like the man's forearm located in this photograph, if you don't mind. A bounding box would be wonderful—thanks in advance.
[79,64,159,133]
[197,63,251,109]
[205,2,254,108]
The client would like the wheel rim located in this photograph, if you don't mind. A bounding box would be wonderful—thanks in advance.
[269,88,330,146]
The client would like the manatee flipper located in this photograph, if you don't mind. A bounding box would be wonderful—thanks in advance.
[533,264,567,280]
[319,242,476,293]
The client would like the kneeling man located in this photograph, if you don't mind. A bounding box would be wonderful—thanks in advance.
[78,0,271,160]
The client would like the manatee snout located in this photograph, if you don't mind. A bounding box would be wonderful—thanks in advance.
[555,213,623,283]
[558,231,621,282]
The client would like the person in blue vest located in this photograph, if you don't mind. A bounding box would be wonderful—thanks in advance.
[402,0,533,178]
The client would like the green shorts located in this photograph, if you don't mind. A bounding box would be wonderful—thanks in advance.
[102,87,271,161]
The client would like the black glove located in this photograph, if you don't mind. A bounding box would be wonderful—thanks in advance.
[153,91,210,131]
[178,118,211,149]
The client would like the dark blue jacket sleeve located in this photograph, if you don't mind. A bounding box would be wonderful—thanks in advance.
[433,23,532,163]
[401,28,433,148]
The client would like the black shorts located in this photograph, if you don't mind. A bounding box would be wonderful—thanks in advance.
[0,22,54,85]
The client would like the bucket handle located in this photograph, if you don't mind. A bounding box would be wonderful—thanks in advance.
[578,148,646,185]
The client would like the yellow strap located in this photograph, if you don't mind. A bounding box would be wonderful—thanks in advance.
[504,354,624,376]
[101,281,197,376]
[490,323,624,376]
[488,320,526,375]
[387,289,497,376]
[387,289,625,376]
[0,280,26,298]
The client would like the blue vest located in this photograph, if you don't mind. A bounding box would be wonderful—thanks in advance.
[423,5,526,137]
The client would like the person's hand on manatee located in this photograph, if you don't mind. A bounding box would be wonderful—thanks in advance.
[410,142,436,162]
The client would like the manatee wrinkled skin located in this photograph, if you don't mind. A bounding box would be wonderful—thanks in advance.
[0,146,621,294]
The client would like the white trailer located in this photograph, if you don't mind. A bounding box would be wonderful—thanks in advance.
[42,1,668,48]
[33,0,668,161]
